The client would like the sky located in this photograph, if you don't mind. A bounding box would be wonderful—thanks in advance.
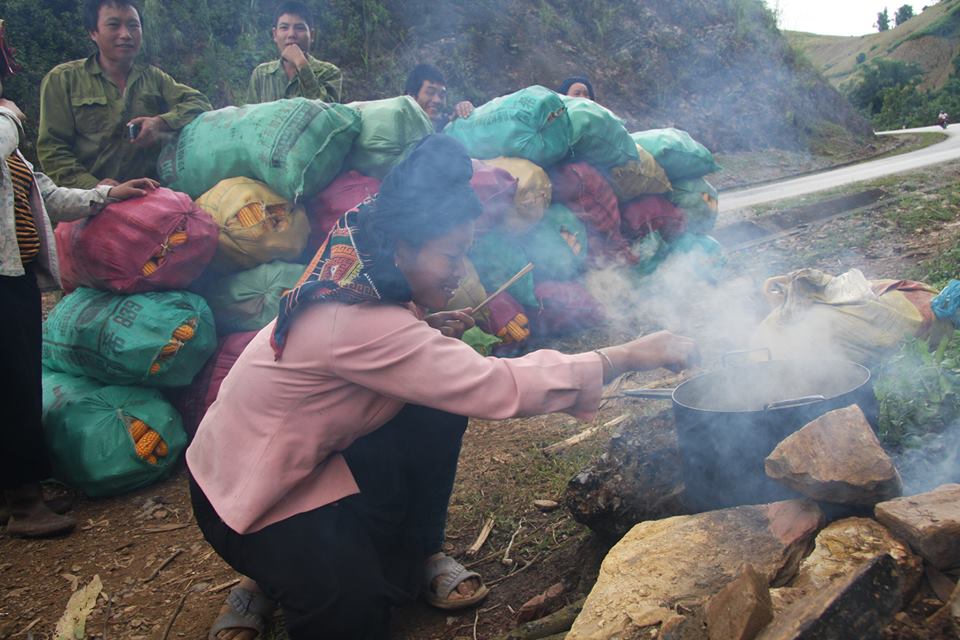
[765,0,911,36]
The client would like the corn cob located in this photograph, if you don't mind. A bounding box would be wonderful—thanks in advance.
[235,203,266,228]
[128,418,149,442]
[135,429,162,458]
[146,454,158,465]
[141,260,159,276]
[149,362,161,375]
[172,323,195,342]
[160,341,180,356]
[497,313,530,343]
[167,230,188,246]
[155,441,169,457]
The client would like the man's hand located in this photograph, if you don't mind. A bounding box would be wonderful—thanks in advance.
[97,178,120,187]
[452,101,475,120]
[280,44,309,70]
[425,309,476,339]
[0,98,26,123]
[127,116,172,148]
[107,178,159,201]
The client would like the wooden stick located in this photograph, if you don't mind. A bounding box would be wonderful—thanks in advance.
[501,519,524,566]
[160,580,192,640]
[542,413,631,456]
[471,263,534,316]
[207,577,242,594]
[465,515,496,557]
[143,548,182,583]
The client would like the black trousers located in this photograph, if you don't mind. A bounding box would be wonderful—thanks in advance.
[191,404,468,640]
[0,265,52,489]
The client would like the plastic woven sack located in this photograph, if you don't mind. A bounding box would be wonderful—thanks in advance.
[483,157,551,232]
[470,160,518,234]
[441,257,491,326]
[532,280,605,337]
[203,261,305,333]
[165,331,257,437]
[667,233,725,282]
[444,86,573,167]
[620,195,686,241]
[562,96,638,170]
[931,280,960,328]
[345,96,434,179]
[157,98,361,201]
[607,144,672,201]
[196,177,311,273]
[42,370,187,497]
[305,170,380,252]
[666,177,719,233]
[482,291,530,346]
[630,230,670,277]
[631,128,720,181]
[43,287,217,387]
[523,204,588,282]
[468,232,536,308]
[56,187,218,294]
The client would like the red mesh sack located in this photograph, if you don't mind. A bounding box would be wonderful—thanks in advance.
[305,170,380,252]
[470,159,518,233]
[55,187,218,294]
[479,291,530,347]
[620,195,686,241]
[532,281,606,337]
[165,330,257,438]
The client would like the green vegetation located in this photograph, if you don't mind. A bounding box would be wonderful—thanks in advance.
[895,4,916,26]
[877,7,891,31]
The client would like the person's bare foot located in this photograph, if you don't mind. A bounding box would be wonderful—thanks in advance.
[4,485,75,538]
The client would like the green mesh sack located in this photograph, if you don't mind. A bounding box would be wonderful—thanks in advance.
[43,287,217,387]
[158,98,361,201]
[42,370,187,497]
[346,96,434,179]
[523,204,588,282]
[562,96,639,170]
[631,128,721,181]
[444,86,573,167]
[666,177,719,233]
[631,231,670,277]
[203,261,306,333]
[468,232,536,308]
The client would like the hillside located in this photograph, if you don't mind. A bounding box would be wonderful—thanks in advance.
[3,0,871,155]
[788,0,960,92]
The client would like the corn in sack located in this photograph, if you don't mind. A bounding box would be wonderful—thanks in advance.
[203,261,306,333]
[346,96,435,179]
[42,370,187,497]
[562,96,639,170]
[667,177,719,233]
[43,287,216,387]
[631,128,720,182]
[483,157,551,233]
[444,86,573,167]
[55,187,218,294]
[523,204,588,282]
[157,98,361,201]
[196,177,311,273]
[607,144,672,201]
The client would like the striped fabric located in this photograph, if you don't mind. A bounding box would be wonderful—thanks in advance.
[6,152,40,263]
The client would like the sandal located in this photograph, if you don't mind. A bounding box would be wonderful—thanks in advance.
[422,553,489,611]
[208,586,275,640]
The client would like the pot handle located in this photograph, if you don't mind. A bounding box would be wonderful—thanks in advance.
[764,395,827,411]
[721,347,772,368]
[621,388,675,399]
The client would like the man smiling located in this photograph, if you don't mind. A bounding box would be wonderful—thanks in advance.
[37,0,211,189]
[247,2,342,104]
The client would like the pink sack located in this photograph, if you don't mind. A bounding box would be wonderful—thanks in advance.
[166,331,258,438]
[55,187,218,294]
[479,291,531,348]
[620,195,686,241]
[471,159,518,233]
[305,170,380,252]
[532,281,606,337]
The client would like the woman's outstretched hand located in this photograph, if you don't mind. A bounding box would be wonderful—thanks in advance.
[596,331,700,382]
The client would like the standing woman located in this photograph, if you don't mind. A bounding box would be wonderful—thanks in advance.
[187,134,697,639]
[0,21,158,537]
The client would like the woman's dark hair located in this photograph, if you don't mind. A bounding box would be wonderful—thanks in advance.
[355,134,482,301]
[557,75,595,100]
[404,64,446,97]
[273,1,313,27]
[83,0,143,32]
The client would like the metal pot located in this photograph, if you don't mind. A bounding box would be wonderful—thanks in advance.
[623,351,875,512]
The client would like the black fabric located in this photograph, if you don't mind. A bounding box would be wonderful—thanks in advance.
[191,405,468,640]
[0,266,52,489]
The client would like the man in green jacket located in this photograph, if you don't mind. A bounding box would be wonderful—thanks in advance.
[247,1,342,104]
[37,0,211,189]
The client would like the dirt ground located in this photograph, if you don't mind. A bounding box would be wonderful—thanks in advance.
[2,144,960,640]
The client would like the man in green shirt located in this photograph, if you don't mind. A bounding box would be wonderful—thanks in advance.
[247,2,342,104]
[37,0,212,189]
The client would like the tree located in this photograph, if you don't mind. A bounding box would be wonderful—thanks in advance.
[895,4,914,25]
[846,57,923,114]
[876,8,891,31]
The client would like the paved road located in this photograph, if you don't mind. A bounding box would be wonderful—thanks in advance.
[719,124,960,212]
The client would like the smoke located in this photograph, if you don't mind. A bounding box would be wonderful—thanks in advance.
[894,419,960,495]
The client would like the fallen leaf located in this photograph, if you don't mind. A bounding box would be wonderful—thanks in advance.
[59,574,79,592]
[53,574,102,640]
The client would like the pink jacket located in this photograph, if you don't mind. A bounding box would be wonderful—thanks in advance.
[186,301,602,534]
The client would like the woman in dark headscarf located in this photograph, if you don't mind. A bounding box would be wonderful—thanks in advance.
[557,75,595,100]
[188,134,697,640]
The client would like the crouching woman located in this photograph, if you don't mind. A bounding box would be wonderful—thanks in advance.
[187,134,698,640]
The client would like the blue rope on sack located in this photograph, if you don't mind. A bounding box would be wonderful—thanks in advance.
[931,280,960,328]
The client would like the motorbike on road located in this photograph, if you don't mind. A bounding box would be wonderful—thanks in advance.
[937,112,949,129]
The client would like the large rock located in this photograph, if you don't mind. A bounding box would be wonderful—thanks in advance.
[874,483,960,570]
[755,554,901,640]
[765,405,902,505]
[565,410,687,540]
[566,500,824,640]
[790,517,922,601]
[705,564,774,640]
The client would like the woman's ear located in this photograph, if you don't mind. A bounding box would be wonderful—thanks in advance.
[394,239,416,271]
